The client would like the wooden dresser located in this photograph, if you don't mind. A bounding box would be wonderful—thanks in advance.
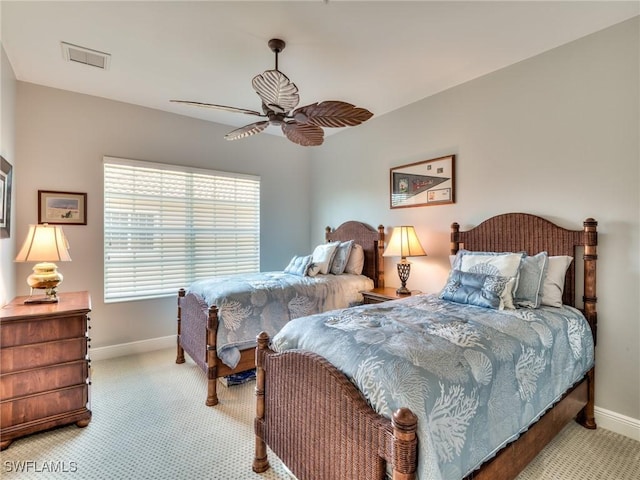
[0,291,92,450]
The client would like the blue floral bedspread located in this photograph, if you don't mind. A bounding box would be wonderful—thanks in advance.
[187,272,374,368]
[272,294,594,480]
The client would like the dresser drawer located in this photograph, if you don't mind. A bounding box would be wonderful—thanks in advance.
[1,384,88,429]
[0,338,87,373]
[0,361,88,399]
[1,314,86,347]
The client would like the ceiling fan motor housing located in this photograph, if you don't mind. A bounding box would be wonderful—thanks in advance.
[268,38,286,54]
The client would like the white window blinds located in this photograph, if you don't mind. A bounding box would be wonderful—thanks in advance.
[103,157,260,302]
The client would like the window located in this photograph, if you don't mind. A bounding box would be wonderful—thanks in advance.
[103,157,260,302]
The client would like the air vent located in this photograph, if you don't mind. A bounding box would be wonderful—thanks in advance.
[61,42,111,70]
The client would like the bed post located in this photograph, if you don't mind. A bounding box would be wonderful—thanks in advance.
[176,289,186,364]
[582,218,598,346]
[378,224,385,288]
[206,305,220,406]
[391,408,418,480]
[578,217,598,430]
[450,222,461,254]
[252,332,270,473]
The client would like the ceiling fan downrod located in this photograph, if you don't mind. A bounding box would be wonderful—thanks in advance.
[268,38,286,71]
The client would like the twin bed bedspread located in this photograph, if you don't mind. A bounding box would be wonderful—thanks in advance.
[186,272,374,368]
[272,293,595,480]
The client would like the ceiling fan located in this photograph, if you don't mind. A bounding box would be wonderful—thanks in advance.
[171,39,373,147]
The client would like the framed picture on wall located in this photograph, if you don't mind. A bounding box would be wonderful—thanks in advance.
[390,154,455,208]
[0,156,12,238]
[38,190,87,225]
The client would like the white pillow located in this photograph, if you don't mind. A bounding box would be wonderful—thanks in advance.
[540,256,573,307]
[311,241,340,275]
[344,243,365,275]
[453,250,524,309]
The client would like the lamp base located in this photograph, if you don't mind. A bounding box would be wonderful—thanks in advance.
[24,296,59,305]
[395,286,412,296]
[24,286,60,304]
[396,261,412,296]
[24,262,63,304]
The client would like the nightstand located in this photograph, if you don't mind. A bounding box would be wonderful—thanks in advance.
[361,287,418,304]
[0,291,92,450]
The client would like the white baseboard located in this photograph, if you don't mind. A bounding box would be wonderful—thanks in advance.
[91,335,640,442]
[90,335,176,361]
[595,406,640,441]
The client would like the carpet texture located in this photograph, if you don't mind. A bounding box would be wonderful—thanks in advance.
[1,348,638,479]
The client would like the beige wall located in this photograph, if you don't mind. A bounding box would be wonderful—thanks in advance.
[0,46,17,305]
[14,84,312,349]
[311,19,639,424]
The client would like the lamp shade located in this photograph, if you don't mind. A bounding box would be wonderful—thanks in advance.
[15,224,72,263]
[383,226,426,259]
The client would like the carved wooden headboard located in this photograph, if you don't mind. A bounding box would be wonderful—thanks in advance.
[326,221,385,288]
[450,212,598,342]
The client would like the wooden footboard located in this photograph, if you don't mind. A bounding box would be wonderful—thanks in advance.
[253,332,418,480]
[177,288,255,406]
[254,330,593,480]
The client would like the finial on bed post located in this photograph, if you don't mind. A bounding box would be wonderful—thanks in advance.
[378,225,385,288]
[176,289,186,364]
[325,225,331,242]
[391,408,418,480]
[450,222,461,255]
[253,332,270,473]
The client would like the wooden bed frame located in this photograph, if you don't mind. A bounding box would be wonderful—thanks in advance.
[175,220,385,406]
[253,213,598,480]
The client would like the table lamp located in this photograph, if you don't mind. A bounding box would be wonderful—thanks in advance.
[383,225,426,295]
[15,223,72,303]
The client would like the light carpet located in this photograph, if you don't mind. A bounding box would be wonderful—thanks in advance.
[1,348,638,479]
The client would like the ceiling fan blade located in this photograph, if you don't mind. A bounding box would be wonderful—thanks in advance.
[282,122,324,147]
[252,70,300,114]
[224,121,270,141]
[292,101,373,128]
[170,100,263,117]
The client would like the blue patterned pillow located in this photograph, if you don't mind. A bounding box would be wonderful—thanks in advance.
[451,250,524,309]
[284,255,313,276]
[440,269,511,309]
[329,240,354,275]
[514,252,548,308]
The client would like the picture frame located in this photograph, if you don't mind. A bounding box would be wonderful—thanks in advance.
[0,156,12,238]
[38,190,87,225]
[390,154,455,208]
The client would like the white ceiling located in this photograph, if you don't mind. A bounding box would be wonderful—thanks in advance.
[2,1,638,140]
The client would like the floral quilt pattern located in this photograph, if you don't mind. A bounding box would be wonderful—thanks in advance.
[187,272,373,368]
[272,294,594,480]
